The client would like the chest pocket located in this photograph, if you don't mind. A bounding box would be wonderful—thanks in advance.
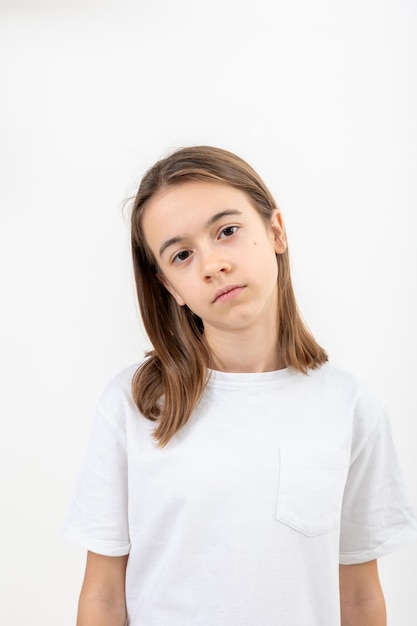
[276,448,348,537]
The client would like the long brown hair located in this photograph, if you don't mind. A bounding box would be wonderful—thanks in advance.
[130,145,327,446]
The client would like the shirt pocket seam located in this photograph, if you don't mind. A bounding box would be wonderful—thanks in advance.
[275,447,348,537]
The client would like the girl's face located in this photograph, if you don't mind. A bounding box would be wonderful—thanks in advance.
[142,180,286,340]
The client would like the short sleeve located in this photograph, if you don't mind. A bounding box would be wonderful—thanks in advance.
[339,403,417,564]
[61,386,131,557]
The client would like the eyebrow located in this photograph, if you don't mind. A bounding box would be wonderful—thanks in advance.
[158,209,243,258]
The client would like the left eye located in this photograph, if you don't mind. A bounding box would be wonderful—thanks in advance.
[219,225,238,239]
[172,250,192,264]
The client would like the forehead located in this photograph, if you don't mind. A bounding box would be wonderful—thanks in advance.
[144,180,255,219]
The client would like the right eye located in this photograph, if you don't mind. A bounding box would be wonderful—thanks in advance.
[172,250,192,264]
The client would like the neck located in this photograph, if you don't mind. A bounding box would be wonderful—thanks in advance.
[206,325,283,373]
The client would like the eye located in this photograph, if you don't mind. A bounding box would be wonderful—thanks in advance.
[172,249,192,264]
[219,225,238,239]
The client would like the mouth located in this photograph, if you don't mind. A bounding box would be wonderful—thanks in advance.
[213,285,245,303]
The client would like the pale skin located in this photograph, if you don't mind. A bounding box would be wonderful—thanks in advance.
[77,552,128,625]
[143,180,286,373]
[77,180,387,624]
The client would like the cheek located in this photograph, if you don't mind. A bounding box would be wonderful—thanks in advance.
[159,272,187,306]
[260,248,280,282]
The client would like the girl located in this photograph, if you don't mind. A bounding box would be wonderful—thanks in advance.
[63,146,417,625]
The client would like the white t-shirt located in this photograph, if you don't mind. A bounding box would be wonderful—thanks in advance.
[62,362,417,625]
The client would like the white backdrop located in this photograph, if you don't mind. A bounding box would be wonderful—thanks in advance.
[0,1,416,623]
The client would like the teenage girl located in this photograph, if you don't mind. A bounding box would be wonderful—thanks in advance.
[63,146,417,626]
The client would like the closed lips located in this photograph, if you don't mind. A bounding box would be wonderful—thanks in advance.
[213,286,245,302]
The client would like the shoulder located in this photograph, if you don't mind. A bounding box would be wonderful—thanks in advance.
[93,360,146,423]
[316,362,388,447]
[101,359,149,396]
[308,362,380,403]
[102,361,142,394]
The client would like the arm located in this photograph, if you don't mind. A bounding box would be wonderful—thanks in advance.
[77,551,129,626]
[339,560,386,626]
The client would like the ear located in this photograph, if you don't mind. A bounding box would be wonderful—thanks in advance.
[157,273,186,307]
[270,210,287,254]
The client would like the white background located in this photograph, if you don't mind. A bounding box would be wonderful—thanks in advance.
[0,0,416,623]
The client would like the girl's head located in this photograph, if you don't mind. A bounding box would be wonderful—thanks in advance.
[131,146,290,343]
[129,145,327,445]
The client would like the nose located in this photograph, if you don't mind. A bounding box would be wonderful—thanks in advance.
[200,245,231,280]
